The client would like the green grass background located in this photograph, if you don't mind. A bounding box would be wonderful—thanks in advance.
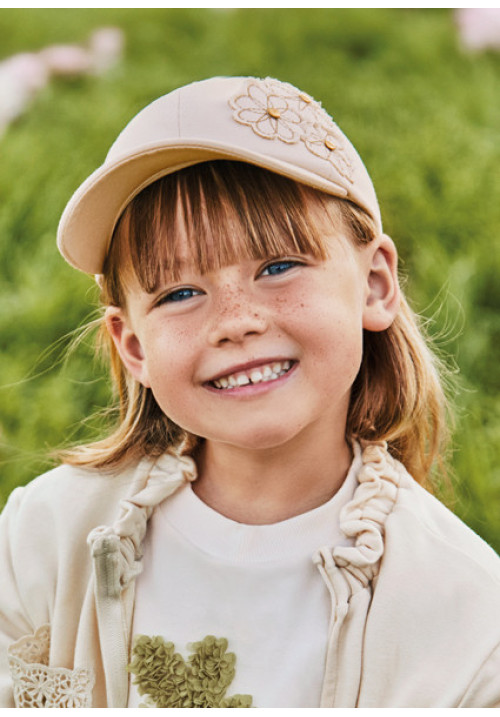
[0,9,499,550]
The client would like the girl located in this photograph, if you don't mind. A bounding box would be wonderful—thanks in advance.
[1,76,499,709]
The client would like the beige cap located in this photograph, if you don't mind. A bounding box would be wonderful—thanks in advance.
[57,76,382,274]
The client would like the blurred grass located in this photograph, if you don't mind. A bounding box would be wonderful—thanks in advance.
[0,9,499,550]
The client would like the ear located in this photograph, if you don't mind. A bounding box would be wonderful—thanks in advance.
[362,234,401,332]
[105,306,151,388]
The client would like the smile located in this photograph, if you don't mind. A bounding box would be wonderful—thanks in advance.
[210,360,295,390]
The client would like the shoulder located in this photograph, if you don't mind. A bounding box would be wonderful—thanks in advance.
[0,461,142,552]
[0,460,147,627]
[390,467,500,585]
[376,461,500,654]
[361,459,500,705]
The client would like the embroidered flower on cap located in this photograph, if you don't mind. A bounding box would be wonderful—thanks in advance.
[302,122,352,181]
[228,78,303,143]
[229,77,354,182]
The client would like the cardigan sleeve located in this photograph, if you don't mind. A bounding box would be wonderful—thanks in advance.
[458,641,500,707]
[0,487,34,707]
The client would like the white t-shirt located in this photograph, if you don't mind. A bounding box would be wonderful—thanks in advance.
[128,452,361,708]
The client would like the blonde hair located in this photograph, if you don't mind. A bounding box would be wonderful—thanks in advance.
[60,160,450,489]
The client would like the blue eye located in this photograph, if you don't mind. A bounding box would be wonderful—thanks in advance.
[260,259,302,276]
[159,287,201,304]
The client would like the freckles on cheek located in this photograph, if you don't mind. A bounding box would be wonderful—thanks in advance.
[272,289,309,321]
[142,332,180,376]
[152,323,194,351]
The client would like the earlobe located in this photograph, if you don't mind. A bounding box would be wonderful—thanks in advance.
[104,306,151,387]
[362,234,401,332]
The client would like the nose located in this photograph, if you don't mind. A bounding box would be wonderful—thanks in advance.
[206,285,269,347]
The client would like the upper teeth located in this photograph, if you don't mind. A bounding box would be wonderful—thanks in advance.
[212,360,292,389]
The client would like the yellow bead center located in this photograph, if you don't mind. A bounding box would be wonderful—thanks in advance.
[267,107,281,119]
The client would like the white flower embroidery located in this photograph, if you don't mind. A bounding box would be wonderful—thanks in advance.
[302,122,353,182]
[229,78,354,182]
[8,625,94,708]
[50,669,93,708]
[9,657,94,708]
[229,79,303,143]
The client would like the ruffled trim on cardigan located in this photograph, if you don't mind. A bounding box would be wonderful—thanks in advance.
[312,441,401,592]
[85,452,197,707]
[314,441,402,707]
[334,440,401,584]
[87,442,400,597]
[87,452,197,596]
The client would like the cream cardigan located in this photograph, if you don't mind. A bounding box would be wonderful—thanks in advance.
[1,442,500,708]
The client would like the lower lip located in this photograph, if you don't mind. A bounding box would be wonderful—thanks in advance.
[204,362,298,398]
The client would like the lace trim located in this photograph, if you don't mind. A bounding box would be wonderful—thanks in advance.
[8,624,50,665]
[229,77,354,182]
[8,625,95,708]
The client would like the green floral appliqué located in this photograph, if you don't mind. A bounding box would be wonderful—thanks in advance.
[128,634,253,708]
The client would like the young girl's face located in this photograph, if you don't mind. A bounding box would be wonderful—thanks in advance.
[107,195,397,454]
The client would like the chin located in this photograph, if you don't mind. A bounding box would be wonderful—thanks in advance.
[214,423,306,452]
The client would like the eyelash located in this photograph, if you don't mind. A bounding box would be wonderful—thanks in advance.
[156,257,305,306]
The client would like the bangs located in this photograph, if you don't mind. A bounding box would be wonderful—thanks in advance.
[104,161,338,303]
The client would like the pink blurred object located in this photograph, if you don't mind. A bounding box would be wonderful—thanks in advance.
[0,53,49,133]
[455,8,500,52]
[40,28,124,77]
[40,45,94,76]
[89,28,125,74]
[0,27,125,135]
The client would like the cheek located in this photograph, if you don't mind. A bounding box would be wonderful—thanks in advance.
[141,326,196,396]
[145,358,196,431]
[295,297,364,380]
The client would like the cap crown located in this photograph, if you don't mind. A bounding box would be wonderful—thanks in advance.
[57,76,381,273]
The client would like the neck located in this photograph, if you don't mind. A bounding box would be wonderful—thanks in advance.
[192,425,352,525]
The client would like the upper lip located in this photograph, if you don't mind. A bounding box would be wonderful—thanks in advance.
[205,357,296,383]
